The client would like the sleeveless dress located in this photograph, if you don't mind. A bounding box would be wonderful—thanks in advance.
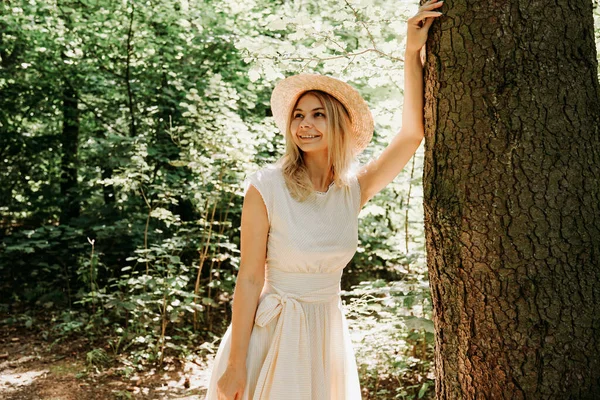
[205,163,363,400]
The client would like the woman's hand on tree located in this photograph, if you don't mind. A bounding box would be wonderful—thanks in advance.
[217,364,247,400]
[406,0,444,54]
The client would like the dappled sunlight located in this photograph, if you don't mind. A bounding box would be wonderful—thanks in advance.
[118,356,213,398]
[182,357,213,394]
[0,367,48,394]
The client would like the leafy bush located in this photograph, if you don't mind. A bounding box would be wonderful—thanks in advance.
[345,267,435,399]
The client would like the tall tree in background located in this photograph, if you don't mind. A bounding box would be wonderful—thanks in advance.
[59,3,89,224]
[59,54,80,224]
[423,0,600,398]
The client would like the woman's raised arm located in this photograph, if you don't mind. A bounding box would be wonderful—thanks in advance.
[357,0,443,208]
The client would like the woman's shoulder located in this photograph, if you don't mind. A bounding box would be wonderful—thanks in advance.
[249,162,282,180]
[244,162,282,190]
[260,162,282,173]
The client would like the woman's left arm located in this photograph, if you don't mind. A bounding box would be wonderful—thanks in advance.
[357,0,443,208]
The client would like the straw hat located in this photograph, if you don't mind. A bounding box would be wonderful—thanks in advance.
[270,74,374,156]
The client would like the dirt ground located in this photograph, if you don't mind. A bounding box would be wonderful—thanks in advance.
[0,324,212,400]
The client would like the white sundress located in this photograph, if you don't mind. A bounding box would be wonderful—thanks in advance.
[205,163,363,400]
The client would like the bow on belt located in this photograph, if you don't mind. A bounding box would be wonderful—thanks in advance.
[251,269,342,400]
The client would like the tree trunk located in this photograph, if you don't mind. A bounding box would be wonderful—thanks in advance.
[59,78,80,223]
[422,0,600,398]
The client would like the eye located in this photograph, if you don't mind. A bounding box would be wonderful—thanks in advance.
[293,113,303,119]
[314,112,325,118]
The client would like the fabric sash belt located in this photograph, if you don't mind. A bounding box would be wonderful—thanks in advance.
[251,268,343,400]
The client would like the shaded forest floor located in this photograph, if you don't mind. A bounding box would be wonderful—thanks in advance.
[1,311,427,399]
[0,318,212,400]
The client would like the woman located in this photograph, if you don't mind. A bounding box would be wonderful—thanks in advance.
[206,1,443,399]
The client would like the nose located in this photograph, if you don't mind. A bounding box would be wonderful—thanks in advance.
[300,117,313,129]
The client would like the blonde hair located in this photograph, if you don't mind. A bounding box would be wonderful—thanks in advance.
[275,90,355,202]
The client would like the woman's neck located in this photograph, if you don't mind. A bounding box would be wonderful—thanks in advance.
[302,151,333,190]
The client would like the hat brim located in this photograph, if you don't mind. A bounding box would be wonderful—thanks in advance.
[270,74,374,156]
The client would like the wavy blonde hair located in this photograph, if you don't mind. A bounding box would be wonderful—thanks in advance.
[275,90,356,202]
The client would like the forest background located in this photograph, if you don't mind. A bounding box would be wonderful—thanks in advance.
[1,0,599,398]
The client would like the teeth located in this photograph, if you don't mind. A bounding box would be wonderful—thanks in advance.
[300,135,319,138]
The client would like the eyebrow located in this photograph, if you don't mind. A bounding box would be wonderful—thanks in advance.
[293,107,325,112]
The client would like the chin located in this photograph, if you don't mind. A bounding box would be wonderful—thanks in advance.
[298,146,328,154]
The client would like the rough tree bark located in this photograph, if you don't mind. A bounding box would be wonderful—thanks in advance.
[422,0,600,398]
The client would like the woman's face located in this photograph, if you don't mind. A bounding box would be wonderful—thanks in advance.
[289,93,329,154]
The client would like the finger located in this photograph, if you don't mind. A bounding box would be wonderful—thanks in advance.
[423,16,435,30]
[420,1,444,11]
[420,0,443,8]
[417,11,444,18]
[409,11,443,25]
[415,11,443,20]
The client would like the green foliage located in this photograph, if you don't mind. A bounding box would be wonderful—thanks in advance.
[345,253,434,399]
[86,348,112,371]
[112,390,134,400]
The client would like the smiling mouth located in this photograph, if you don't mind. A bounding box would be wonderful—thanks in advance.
[299,135,321,139]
